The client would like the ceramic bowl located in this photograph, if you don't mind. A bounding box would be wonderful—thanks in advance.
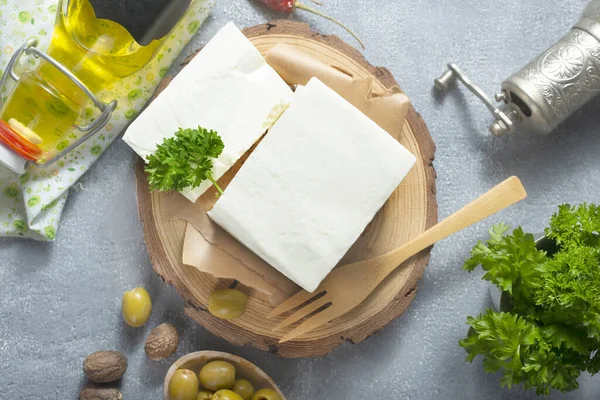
[164,351,286,400]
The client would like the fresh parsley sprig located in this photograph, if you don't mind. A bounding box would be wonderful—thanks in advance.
[461,204,600,395]
[145,127,224,194]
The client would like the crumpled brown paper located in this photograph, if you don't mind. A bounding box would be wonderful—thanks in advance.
[265,44,410,136]
[165,192,298,306]
[166,43,411,306]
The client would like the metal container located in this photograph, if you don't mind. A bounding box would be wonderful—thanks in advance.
[435,0,600,137]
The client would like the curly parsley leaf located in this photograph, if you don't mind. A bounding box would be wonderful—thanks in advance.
[546,203,600,250]
[463,224,546,299]
[461,204,600,395]
[145,127,224,194]
[460,310,582,395]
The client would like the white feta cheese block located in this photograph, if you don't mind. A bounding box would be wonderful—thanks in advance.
[122,22,293,202]
[208,78,417,292]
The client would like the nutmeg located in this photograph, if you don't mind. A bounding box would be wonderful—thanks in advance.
[79,385,122,400]
[144,322,179,360]
[83,350,127,383]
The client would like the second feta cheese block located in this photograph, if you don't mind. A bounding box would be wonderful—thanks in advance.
[208,78,417,292]
[123,22,293,202]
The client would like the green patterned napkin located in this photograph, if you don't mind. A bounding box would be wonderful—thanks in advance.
[0,0,214,240]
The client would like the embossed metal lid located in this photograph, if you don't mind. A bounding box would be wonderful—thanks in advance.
[575,0,600,41]
[501,26,600,135]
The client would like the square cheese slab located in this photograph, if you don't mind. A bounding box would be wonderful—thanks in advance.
[123,22,293,202]
[208,78,417,292]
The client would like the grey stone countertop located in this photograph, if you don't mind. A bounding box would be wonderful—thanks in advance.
[2,0,600,399]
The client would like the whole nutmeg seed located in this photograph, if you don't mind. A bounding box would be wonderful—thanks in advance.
[79,385,122,400]
[83,350,127,383]
[144,322,179,360]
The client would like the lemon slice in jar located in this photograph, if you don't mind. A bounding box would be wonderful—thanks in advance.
[8,118,43,145]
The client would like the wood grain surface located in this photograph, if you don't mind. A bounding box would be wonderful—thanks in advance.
[135,20,437,358]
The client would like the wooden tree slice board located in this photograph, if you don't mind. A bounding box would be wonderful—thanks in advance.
[135,20,437,358]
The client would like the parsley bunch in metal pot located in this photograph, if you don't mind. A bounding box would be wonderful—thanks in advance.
[461,204,600,395]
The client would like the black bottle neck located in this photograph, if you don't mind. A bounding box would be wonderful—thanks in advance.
[88,0,192,45]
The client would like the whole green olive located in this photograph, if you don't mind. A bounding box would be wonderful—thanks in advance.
[197,390,214,400]
[208,289,248,320]
[232,379,254,400]
[169,369,199,400]
[122,287,152,327]
[211,389,243,400]
[252,389,282,400]
[199,360,236,391]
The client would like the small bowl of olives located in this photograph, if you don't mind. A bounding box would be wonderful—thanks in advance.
[164,351,285,400]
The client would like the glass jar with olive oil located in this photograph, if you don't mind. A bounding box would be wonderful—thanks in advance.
[0,0,192,172]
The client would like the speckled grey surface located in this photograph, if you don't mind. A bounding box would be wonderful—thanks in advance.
[1,0,600,399]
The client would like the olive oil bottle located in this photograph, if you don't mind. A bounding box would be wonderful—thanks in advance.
[0,0,191,166]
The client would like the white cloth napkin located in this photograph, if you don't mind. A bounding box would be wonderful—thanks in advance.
[0,0,214,240]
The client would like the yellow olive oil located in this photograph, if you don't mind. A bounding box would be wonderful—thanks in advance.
[1,72,81,153]
[0,0,164,156]
[48,0,163,92]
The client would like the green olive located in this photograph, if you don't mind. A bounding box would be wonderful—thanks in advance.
[232,379,254,400]
[122,287,152,327]
[211,390,243,400]
[199,361,236,391]
[197,391,214,400]
[252,389,282,400]
[208,289,248,320]
[169,369,199,400]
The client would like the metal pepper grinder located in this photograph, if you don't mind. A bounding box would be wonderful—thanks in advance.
[434,0,600,136]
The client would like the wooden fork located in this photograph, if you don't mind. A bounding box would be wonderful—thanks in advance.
[269,176,527,343]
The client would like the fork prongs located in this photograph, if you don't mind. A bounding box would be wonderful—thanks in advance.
[274,295,332,331]
[279,306,340,343]
[269,289,324,318]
